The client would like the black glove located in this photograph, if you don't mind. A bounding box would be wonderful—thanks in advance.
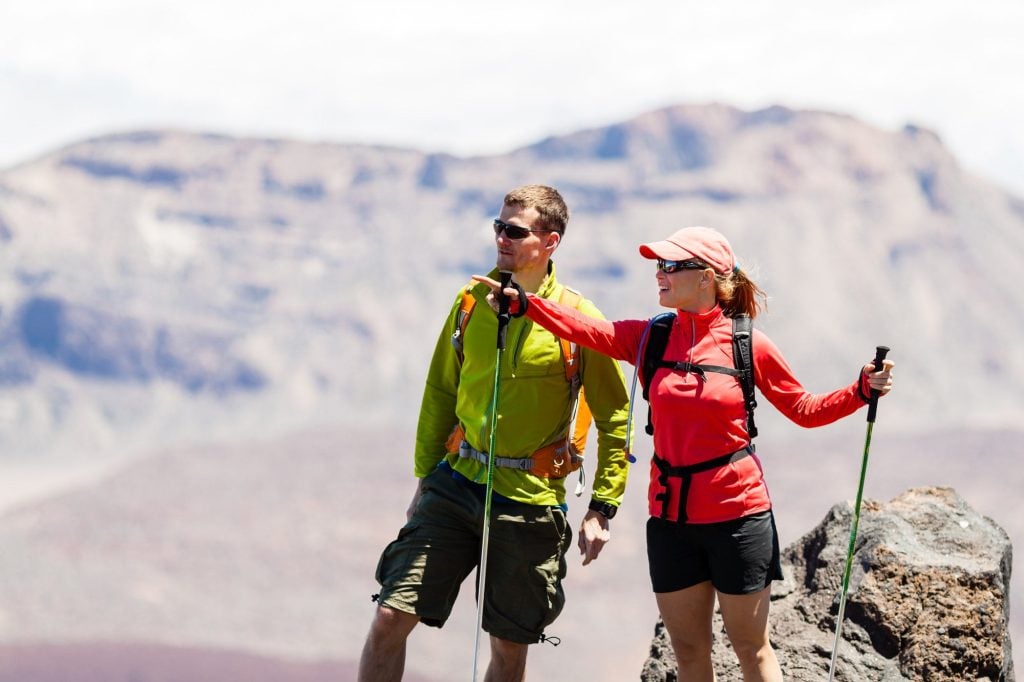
[508,281,529,317]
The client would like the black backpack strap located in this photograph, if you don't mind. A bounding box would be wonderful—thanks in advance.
[451,284,477,363]
[641,313,676,436]
[732,314,758,440]
[653,447,754,521]
[640,312,758,442]
[673,362,740,378]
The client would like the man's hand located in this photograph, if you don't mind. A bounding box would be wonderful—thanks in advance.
[578,510,610,565]
[406,479,425,521]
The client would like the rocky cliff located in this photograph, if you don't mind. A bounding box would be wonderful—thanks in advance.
[641,487,1014,681]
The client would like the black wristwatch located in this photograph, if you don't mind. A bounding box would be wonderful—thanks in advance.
[588,499,617,519]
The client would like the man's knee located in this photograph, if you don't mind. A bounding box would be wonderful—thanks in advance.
[489,635,529,674]
[358,606,420,682]
[367,604,419,644]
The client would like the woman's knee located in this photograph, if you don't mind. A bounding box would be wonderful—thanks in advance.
[728,634,773,666]
[665,626,714,664]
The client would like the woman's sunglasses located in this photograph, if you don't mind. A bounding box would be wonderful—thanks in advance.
[493,218,551,240]
[656,258,708,274]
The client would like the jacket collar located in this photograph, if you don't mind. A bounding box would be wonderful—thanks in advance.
[675,304,725,330]
[480,261,559,298]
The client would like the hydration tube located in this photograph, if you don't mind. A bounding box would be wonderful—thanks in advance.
[622,312,675,464]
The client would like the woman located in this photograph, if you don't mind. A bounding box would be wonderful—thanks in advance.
[474,226,895,681]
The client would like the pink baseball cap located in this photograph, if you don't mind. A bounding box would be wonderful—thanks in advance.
[638,226,736,275]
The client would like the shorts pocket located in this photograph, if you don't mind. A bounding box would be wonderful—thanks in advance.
[374,523,420,586]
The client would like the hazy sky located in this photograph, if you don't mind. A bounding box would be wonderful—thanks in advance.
[2,0,1023,193]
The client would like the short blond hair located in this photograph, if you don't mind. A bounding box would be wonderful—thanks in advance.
[503,185,569,235]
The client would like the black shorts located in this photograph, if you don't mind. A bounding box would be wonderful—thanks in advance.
[646,511,783,595]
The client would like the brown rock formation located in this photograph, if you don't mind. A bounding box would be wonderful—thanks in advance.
[642,487,1014,681]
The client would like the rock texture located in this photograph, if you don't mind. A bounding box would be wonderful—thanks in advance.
[641,487,1014,681]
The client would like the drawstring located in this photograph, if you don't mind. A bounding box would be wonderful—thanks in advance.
[574,461,586,497]
[372,593,561,646]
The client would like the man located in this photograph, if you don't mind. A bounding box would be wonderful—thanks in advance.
[357,185,631,682]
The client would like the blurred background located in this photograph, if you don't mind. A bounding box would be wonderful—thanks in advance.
[1,2,1022,680]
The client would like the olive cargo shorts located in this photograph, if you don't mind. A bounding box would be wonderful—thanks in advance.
[374,466,573,643]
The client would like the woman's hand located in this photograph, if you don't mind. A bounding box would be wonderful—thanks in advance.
[471,274,527,316]
[470,275,503,312]
[862,359,895,397]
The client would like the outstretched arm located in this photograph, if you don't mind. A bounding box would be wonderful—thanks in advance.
[755,331,896,427]
[471,274,642,363]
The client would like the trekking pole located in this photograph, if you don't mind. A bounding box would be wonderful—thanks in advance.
[828,345,890,681]
[471,270,513,682]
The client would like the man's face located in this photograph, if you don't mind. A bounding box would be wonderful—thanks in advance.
[494,205,558,273]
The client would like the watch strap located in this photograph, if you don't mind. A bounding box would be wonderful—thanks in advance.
[588,499,617,519]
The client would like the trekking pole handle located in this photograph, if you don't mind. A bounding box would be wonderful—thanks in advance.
[866,345,890,423]
[496,270,513,350]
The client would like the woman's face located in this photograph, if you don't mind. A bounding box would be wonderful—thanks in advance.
[654,258,715,312]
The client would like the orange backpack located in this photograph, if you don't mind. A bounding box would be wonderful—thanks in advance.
[450,284,593,462]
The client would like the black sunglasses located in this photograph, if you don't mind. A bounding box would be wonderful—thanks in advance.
[493,218,551,240]
[656,258,708,274]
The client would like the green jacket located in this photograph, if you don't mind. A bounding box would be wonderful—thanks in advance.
[414,264,631,507]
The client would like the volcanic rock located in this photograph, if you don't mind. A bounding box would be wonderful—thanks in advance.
[641,487,1014,681]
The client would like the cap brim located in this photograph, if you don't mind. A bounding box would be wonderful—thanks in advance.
[638,240,696,261]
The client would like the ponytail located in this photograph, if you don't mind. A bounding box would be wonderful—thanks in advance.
[716,267,766,319]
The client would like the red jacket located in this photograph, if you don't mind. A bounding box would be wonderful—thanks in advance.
[525,296,868,524]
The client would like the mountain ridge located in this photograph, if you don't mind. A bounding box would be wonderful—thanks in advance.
[1,100,1021,466]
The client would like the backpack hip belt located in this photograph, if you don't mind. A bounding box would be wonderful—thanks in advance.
[454,436,583,479]
[652,445,754,522]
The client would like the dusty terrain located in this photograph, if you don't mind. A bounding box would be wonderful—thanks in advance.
[0,422,1018,681]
